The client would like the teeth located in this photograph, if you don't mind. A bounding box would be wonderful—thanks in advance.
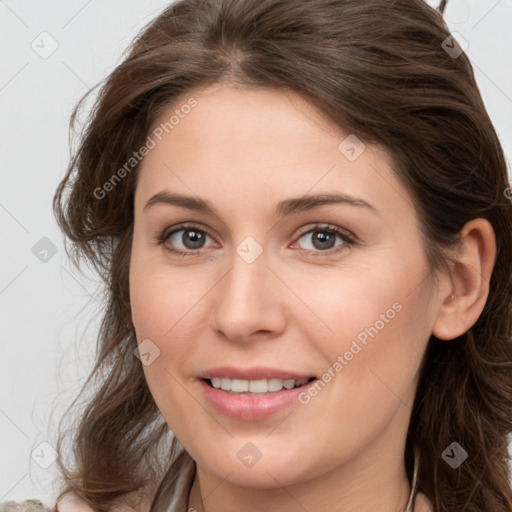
[209,377,310,393]
[268,378,284,392]
[231,379,249,392]
[249,379,267,393]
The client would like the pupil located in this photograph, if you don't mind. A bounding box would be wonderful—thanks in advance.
[183,230,204,249]
[313,231,335,250]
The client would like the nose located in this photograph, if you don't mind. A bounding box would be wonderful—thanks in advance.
[209,247,287,343]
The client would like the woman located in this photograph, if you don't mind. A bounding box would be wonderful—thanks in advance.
[3,0,512,511]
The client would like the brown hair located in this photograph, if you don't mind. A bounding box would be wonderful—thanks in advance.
[52,0,512,511]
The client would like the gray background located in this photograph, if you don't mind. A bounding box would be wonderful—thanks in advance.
[1,0,511,505]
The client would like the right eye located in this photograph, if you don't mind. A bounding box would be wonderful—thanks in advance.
[155,223,218,257]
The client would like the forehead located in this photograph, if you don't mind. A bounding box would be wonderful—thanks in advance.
[135,85,415,223]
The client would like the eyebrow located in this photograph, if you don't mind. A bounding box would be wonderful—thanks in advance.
[143,191,380,217]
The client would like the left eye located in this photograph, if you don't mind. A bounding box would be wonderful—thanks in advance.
[294,226,353,252]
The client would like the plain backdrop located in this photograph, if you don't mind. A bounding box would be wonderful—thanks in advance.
[1,0,511,506]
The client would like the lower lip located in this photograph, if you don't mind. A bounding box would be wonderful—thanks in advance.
[198,379,317,420]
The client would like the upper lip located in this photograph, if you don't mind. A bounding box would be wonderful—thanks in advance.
[198,366,316,381]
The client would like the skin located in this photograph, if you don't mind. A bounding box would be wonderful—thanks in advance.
[126,84,496,512]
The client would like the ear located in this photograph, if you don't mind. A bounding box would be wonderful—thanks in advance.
[432,218,497,341]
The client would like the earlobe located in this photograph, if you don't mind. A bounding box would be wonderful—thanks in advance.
[431,218,496,341]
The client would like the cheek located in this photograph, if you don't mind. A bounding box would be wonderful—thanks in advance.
[294,276,432,468]
[129,247,216,408]
[130,273,206,383]
[297,258,432,403]
[129,261,203,428]
[285,262,410,351]
[129,244,204,341]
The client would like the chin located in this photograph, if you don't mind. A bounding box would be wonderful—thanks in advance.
[188,437,324,489]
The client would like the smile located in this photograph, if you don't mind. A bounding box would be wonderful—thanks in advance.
[198,374,318,420]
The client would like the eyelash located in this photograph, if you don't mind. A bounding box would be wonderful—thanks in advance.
[153,222,356,258]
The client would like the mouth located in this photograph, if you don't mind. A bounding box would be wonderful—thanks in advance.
[203,376,317,395]
[198,375,318,420]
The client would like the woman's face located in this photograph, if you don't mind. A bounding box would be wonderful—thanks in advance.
[129,84,443,489]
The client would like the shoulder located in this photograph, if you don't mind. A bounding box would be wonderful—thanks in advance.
[54,496,95,512]
[415,491,434,512]
[1,490,154,512]
[0,501,53,512]
[56,493,152,512]
[0,496,94,512]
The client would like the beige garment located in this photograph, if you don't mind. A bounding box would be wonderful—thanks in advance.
[0,500,52,512]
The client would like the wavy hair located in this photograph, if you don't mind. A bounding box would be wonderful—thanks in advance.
[52,0,512,510]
